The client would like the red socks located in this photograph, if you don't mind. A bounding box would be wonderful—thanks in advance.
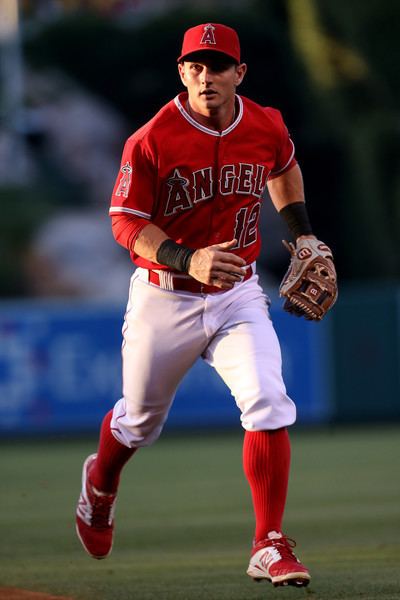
[89,410,137,493]
[89,412,290,537]
[243,428,291,543]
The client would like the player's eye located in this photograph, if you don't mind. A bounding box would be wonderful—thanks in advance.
[190,63,203,72]
[213,63,231,73]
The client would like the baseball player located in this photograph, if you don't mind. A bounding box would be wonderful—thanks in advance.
[75,23,337,588]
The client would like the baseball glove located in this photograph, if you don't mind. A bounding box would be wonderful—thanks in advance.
[279,237,338,321]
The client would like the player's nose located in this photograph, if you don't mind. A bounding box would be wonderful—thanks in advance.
[201,66,214,84]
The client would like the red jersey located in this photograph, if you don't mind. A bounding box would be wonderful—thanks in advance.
[110,92,296,269]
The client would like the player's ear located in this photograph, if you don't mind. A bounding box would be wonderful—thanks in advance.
[234,63,247,87]
[178,62,187,87]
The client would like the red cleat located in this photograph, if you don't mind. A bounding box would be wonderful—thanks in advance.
[247,531,311,587]
[75,454,117,559]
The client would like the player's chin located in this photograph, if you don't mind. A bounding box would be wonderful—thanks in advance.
[200,93,219,106]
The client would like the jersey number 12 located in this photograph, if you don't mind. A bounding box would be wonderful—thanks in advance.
[232,203,261,249]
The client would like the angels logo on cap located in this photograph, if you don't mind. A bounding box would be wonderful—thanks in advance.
[200,24,216,46]
[177,23,241,64]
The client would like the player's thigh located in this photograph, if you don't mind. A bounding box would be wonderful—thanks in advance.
[121,278,207,414]
[204,298,296,430]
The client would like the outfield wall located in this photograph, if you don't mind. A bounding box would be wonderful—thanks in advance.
[331,283,400,422]
[0,284,398,434]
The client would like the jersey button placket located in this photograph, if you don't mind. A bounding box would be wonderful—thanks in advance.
[212,135,225,241]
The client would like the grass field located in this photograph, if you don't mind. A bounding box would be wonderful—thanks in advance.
[1,426,399,600]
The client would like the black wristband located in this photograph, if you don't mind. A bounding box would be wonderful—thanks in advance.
[156,239,195,273]
[279,202,313,239]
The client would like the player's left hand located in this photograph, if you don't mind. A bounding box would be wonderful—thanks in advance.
[279,236,338,321]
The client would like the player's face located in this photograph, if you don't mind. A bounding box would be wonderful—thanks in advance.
[178,54,247,115]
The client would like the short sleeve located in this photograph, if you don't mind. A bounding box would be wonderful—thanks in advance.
[268,109,297,180]
[109,136,156,220]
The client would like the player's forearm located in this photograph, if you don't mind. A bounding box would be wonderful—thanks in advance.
[267,164,316,240]
[112,216,170,261]
[122,220,193,270]
[133,223,170,262]
[267,164,305,212]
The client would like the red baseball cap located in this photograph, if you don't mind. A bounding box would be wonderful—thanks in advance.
[177,23,241,64]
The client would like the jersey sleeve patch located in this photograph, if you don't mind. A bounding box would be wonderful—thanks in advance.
[110,136,157,219]
[115,161,133,198]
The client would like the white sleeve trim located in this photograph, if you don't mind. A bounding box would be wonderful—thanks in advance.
[109,206,151,219]
[270,138,295,175]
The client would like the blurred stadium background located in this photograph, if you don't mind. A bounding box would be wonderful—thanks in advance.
[0,1,399,599]
[0,0,399,434]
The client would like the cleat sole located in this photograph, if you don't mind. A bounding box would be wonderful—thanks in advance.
[273,577,310,588]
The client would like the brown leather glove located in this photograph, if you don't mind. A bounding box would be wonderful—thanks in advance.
[279,238,338,321]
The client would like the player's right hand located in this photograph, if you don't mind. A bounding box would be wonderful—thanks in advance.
[188,239,247,290]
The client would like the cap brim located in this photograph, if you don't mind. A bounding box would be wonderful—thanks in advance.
[177,48,239,63]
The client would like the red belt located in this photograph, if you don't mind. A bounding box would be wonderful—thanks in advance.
[147,266,252,294]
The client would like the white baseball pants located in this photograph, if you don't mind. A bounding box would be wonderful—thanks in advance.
[111,267,296,447]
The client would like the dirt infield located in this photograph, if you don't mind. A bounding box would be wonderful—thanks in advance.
[0,590,74,600]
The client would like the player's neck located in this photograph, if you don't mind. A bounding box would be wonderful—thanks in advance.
[186,98,237,132]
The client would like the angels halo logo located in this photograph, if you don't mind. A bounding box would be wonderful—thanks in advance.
[115,161,133,198]
[200,23,216,45]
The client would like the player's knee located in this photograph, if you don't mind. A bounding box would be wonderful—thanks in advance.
[114,421,165,448]
[111,403,167,447]
[239,389,296,431]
